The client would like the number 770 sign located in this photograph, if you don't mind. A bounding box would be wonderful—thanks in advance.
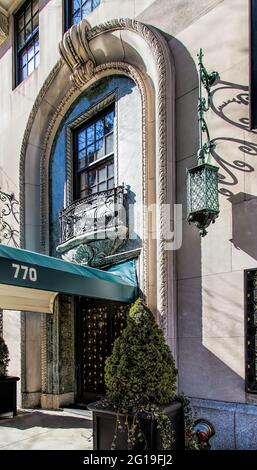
[12,263,37,282]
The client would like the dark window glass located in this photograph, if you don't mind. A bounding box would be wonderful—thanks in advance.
[246,269,257,393]
[15,0,39,85]
[75,107,115,199]
[66,0,101,29]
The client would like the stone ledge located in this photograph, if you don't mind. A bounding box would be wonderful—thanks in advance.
[41,392,75,410]
[22,392,41,409]
[191,397,237,413]
[191,397,257,450]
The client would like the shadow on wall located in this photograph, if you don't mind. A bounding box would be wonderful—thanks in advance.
[146,17,257,448]
[211,81,254,132]
[228,193,257,261]
[210,80,257,199]
[167,36,247,441]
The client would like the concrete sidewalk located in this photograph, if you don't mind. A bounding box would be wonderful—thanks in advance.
[0,408,93,450]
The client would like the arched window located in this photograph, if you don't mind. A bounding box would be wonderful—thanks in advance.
[49,76,141,257]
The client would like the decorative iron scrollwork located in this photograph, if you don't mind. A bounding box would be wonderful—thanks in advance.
[197,48,220,164]
[58,185,127,246]
[0,190,19,247]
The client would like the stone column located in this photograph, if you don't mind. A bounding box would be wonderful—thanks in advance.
[41,295,75,409]
[21,312,41,408]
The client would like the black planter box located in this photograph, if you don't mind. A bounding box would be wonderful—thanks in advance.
[0,376,20,416]
[88,401,185,450]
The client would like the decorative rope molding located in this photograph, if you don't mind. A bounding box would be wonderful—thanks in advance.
[93,61,149,305]
[86,19,171,334]
[0,10,8,46]
[38,59,148,295]
[19,60,62,399]
[39,84,77,254]
[19,59,62,249]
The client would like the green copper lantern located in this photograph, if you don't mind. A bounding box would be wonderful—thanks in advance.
[187,49,220,237]
[187,163,219,237]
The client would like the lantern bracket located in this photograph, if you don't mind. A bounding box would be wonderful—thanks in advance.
[186,50,220,237]
[197,48,219,165]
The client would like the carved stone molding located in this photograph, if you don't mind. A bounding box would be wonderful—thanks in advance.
[19,19,176,403]
[59,20,96,88]
[58,19,173,334]
[19,59,63,249]
[38,60,148,280]
[20,18,174,329]
[0,11,8,46]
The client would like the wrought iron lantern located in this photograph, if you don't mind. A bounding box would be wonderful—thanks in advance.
[187,49,220,237]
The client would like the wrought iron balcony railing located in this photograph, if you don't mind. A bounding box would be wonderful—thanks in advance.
[58,185,127,247]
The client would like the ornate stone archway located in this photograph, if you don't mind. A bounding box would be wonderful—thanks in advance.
[19,19,176,407]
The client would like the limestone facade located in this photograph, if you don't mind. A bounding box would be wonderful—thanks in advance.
[0,0,256,448]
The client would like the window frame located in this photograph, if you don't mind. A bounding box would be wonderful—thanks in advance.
[64,0,101,31]
[14,0,39,87]
[73,104,115,200]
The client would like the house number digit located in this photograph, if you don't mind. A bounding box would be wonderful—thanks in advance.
[29,267,37,282]
[12,263,37,282]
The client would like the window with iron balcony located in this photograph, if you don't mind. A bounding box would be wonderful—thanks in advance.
[57,102,128,251]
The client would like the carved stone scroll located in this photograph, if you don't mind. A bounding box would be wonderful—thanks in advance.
[59,20,96,88]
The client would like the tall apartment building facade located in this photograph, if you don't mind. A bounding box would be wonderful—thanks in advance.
[0,0,257,449]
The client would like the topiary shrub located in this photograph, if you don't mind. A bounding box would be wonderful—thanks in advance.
[104,298,178,449]
[105,298,177,412]
[0,336,10,377]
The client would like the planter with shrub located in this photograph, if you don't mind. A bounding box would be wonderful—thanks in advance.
[0,336,19,416]
[88,299,200,450]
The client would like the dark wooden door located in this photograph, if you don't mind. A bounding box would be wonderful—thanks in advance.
[75,297,129,403]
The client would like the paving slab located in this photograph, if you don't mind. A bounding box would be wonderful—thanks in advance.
[0,409,93,450]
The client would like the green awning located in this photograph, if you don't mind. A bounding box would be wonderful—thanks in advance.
[0,244,137,313]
